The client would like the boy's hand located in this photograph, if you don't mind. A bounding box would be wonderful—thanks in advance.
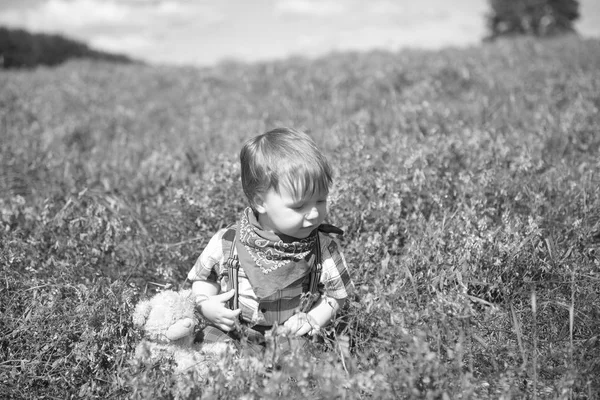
[283,312,320,336]
[198,290,241,332]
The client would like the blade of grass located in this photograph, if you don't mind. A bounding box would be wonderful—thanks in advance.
[509,301,527,369]
[532,290,537,400]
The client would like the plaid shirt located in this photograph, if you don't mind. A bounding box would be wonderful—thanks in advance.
[187,228,354,326]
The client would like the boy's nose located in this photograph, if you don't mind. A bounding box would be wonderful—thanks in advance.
[305,206,319,220]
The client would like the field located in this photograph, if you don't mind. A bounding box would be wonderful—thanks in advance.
[1,36,599,399]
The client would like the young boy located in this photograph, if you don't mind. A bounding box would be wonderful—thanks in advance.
[187,127,353,353]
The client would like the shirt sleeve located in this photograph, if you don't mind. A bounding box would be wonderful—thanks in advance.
[187,229,226,282]
[319,234,354,300]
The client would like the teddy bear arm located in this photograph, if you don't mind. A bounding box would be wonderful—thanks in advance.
[132,299,152,327]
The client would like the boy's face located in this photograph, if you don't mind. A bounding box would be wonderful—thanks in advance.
[255,185,328,239]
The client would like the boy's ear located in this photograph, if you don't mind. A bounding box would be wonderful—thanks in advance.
[254,196,266,214]
[252,190,273,214]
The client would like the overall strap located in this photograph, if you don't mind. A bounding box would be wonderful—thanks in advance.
[308,223,342,296]
[222,227,240,313]
[308,233,322,295]
[298,233,323,313]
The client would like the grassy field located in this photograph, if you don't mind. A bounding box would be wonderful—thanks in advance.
[1,35,599,399]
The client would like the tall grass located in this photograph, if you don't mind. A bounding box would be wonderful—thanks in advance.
[1,36,599,399]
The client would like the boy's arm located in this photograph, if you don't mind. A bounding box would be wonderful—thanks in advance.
[192,281,241,331]
[288,234,353,336]
[307,295,345,331]
[311,295,345,320]
[188,229,241,331]
[286,295,345,336]
[191,280,220,298]
[188,228,228,302]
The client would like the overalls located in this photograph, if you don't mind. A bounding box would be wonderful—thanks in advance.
[199,225,323,355]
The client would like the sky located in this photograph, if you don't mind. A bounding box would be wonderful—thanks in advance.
[1,0,599,67]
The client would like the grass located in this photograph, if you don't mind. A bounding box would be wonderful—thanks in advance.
[1,35,599,399]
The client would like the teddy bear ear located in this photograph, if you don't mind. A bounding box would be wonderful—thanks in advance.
[132,299,152,328]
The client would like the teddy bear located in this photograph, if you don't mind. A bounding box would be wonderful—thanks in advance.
[131,289,230,378]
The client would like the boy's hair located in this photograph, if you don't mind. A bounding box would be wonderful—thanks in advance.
[240,127,332,209]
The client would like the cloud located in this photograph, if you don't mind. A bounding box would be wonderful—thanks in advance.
[0,0,224,30]
[0,0,225,62]
[367,0,440,19]
[91,33,154,55]
[0,0,129,31]
[579,0,600,37]
[274,0,346,18]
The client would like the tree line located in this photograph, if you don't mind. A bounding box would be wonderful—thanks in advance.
[0,26,136,69]
[487,0,580,39]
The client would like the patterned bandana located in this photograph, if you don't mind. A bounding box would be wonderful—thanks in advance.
[235,207,317,299]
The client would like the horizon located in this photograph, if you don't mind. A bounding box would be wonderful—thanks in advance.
[1,0,599,67]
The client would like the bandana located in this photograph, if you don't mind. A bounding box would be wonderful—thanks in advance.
[235,208,317,299]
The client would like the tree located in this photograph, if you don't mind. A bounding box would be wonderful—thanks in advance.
[486,0,580,40]
[0,26,136,69]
